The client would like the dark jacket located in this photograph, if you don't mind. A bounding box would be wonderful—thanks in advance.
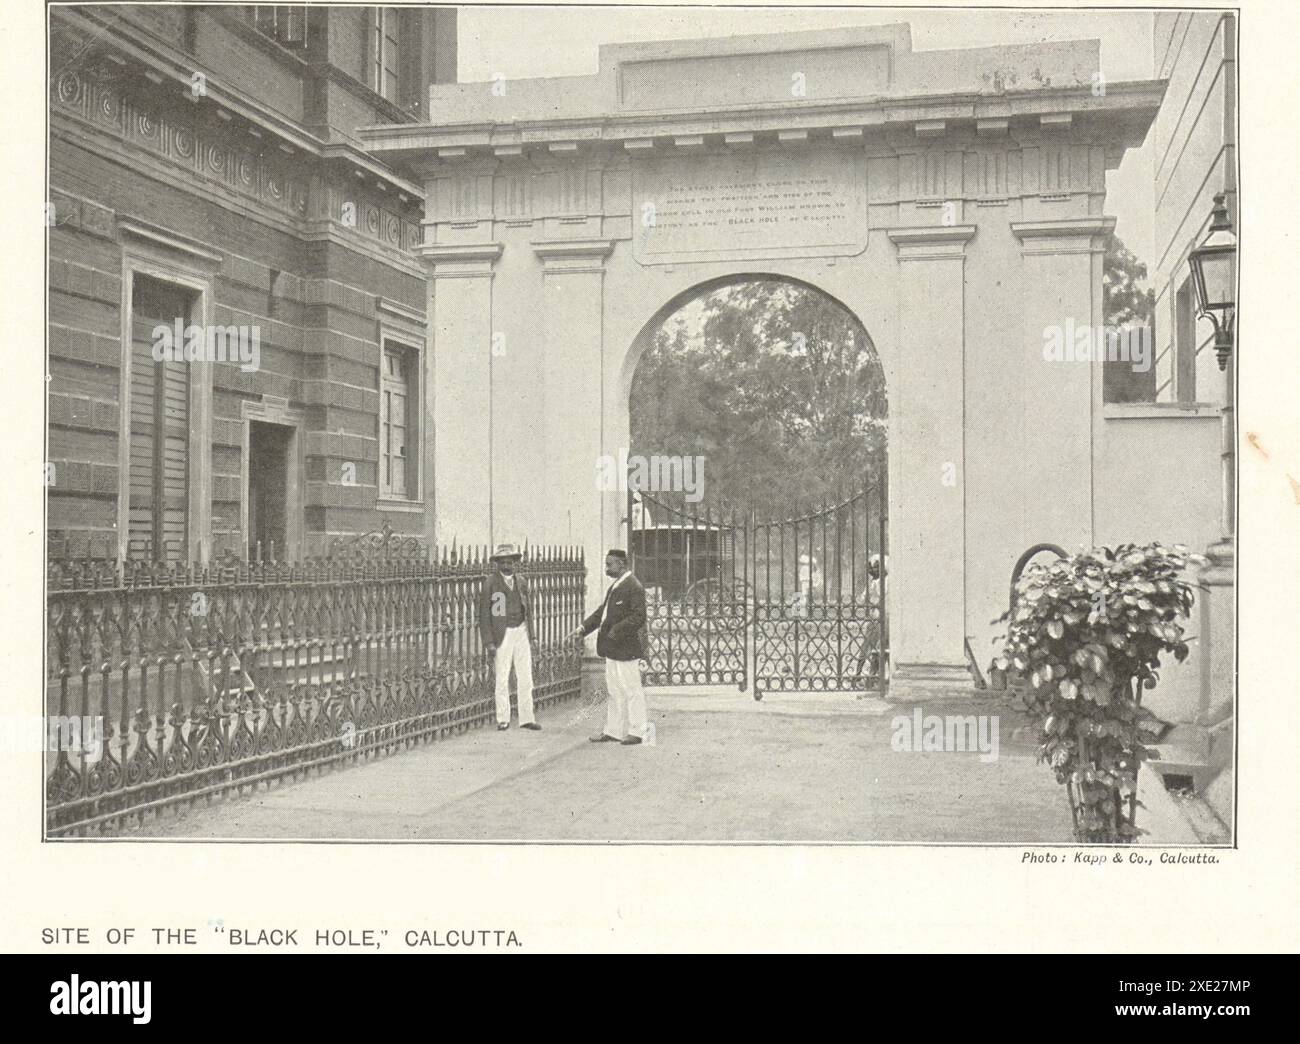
[580,572,647,662]
[478,571,534,648]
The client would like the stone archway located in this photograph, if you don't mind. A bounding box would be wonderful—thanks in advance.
[620,271,881,398]
[362,23,1160,681]
[622,273,890,693]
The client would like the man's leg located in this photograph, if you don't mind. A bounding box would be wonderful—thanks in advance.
[619,659,648,740]
[493,630,514,725]
[513,627,536,725]
[603,658,628,739]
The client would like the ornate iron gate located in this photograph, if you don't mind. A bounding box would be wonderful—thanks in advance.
[751,484,888,695]
[628,494,749,687]
[627,483,888,696]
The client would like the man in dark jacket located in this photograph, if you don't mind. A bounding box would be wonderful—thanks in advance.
[479,543,539,731]
[571,548,649,745]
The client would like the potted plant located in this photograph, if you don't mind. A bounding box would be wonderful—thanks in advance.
[993,542,1206,843]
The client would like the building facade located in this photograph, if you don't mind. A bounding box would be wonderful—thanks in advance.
[48,4,456,565]
[47,12,1234,737]
[1150,11,1236,409]
[1139,10,1237,828]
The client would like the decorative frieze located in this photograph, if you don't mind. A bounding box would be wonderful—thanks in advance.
[54,68,309,220]
[417,142,1109,235]
[54,67,421,256]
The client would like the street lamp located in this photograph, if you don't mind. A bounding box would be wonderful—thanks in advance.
[1185,191,1238,549]
[1186,192,1237,370]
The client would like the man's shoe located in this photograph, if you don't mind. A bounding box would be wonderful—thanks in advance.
[497,722,510,731]
[621,735,643,746]
[520,722,542,731]
[589,733,620,743]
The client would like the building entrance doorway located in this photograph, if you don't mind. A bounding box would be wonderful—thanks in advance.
[247,420,293,561]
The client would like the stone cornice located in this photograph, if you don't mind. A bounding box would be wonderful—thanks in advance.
[531,238,616,273]
[532,238,616,261]
[360,81,1166,169]
[418,242,504,277]
[887,225,977,260]
[1012,215,1115,255]
[1011,216,1115,240]
[420,243,504,262]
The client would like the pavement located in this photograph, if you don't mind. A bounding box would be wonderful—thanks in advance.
[126,686,1072,843]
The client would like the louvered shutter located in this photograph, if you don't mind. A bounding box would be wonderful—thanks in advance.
[128,278,191,562]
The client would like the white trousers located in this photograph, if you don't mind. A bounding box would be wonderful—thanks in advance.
[603,658,647,740]
[494,625,535,725]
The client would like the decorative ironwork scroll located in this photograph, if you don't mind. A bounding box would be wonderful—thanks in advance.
[627,481,888,698]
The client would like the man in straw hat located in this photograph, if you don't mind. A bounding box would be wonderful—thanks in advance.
[570,548,649,746]
[479,543,540,732]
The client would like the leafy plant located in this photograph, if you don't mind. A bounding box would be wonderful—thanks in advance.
[993,543,1206,843]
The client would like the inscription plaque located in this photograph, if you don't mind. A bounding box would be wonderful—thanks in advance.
[631,149,867,265]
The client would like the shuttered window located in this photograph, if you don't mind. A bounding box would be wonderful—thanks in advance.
[380,344,416,499]
[128,276,192,563]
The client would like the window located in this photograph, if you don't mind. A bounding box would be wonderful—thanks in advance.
[128,276,193,562]
[251,5,307,48]
[371,8,399,102]
[379,343,417,499]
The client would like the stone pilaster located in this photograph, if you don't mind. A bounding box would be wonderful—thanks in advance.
[532,238,615,614]
[420,242,503,549]
[1010,216,1111,548]
[887,225,976,678]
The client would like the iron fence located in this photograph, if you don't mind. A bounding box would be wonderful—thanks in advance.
[44,528,586,836]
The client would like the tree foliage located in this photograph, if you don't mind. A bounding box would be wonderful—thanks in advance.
[1102,231,1158,404]
[629,280,887,514]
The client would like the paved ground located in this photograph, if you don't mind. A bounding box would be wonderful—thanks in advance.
[128,687,1071,843]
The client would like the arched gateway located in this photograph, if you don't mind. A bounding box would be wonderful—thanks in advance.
[625,276,888,696]
[360,24,1162,689]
